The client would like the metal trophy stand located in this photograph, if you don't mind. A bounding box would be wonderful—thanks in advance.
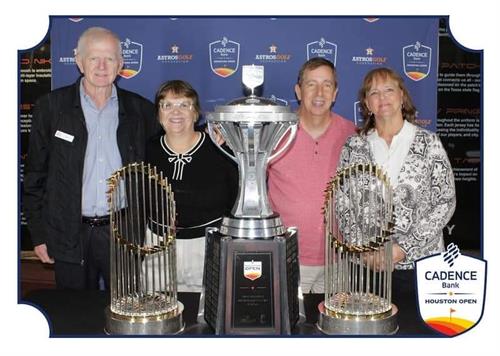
[317,163,399,335]
[202,65,301,335]
[105,162,184,335]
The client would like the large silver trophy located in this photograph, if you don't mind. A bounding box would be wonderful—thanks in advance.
[203,65,301,335]
[105,162,184,335]
[317,163,398,335]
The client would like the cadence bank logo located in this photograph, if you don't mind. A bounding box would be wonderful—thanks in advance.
[416,243,486,336]
[255,44,292,63]
[352,47,387,66]
[306,37,337,65]
[243,260,262,281]
[157,44,193,64]
[353,101,363,127]
[209,36,240,78]
[119,38,143,79]
[403,41,432,81]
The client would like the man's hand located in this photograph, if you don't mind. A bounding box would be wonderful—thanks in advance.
[34,243,54,264]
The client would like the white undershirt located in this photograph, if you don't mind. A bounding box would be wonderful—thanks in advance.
[366,120,416,187]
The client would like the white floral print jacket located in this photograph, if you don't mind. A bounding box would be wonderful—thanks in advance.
[338,124,456,269]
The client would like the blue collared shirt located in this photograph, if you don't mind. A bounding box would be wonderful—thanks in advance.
[80,80,122,216]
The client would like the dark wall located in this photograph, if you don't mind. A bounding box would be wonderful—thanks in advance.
[437,18,482,252]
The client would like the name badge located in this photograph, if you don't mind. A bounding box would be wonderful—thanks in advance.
[55,130,74,143]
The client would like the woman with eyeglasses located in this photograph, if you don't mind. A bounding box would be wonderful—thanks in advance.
[145,80,238,292]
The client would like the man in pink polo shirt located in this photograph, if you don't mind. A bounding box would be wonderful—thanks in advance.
[268,58,356,293]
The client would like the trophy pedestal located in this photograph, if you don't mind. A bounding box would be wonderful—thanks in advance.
[317,301,398,335]
[104,302,185,335]
[203,223,300,335]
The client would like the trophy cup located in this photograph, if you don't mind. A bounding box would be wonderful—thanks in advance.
[202,65,300,335]
[105,162,184,335]
[317,163,398,335]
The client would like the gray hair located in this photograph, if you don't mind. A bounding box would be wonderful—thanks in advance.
[76,27,122,59]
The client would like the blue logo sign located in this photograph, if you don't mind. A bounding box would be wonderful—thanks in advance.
[403,41,432,81]
[416,244,487,336]
[353,101,364,127]
[306,37,337,65]
[209,37,240,78]
[120,38,143,79]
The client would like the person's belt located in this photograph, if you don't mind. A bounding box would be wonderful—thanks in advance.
[82,215,110,227]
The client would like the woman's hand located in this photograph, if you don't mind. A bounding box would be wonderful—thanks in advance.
[206,126,225,145]
[364,243,405,271]
[392,243,406,265]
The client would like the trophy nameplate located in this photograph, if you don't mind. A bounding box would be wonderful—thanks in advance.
[231,251,274,330]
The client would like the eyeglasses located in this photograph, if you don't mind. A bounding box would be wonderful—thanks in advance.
[159,101,194,112]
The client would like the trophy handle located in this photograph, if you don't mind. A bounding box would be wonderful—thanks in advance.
[267,125,297,162]
[207,121,238,163]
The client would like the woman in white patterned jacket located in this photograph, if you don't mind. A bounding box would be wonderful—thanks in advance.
[338,67,456,332]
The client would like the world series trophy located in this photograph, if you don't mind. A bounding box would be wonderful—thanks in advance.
[202,65,301,335]
[105,162,184,335]
[317,163,399,335]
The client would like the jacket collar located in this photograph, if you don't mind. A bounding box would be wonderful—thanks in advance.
[71,76,130,124]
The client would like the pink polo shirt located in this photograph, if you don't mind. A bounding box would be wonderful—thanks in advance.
[268,112,356,266]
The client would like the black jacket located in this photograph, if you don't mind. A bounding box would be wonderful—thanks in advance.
[23,78,159,264]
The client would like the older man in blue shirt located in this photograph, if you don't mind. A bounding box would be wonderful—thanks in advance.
[23,27,159,289]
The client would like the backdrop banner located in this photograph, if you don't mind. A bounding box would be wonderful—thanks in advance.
[50,16,439,130]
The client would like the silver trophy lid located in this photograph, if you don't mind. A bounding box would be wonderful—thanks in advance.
[217,95,292,113]
[212,64,295,116]
[210,95,296,120]
[208,64,297,121]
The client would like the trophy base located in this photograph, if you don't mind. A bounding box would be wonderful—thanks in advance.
[104,302,185,335]
[203,227,300,335]
[316,301,398,335]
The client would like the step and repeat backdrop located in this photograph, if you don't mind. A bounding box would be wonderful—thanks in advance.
[50,16,439,129]
[19,16,481,251]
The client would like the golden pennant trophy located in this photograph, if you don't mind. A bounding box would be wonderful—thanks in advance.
[317,163,399,335]
[105,162,184,335]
